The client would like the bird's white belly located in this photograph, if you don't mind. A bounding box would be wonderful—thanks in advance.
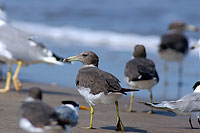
[124,77,157,90]
[0,56,17,64]
[0,41,17,64]
[77,87,121,106]
[19,118,64,133]
[19,118,43,133]
[159,49,184,62]
[191,112,200,118]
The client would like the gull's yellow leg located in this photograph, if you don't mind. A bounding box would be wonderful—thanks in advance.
[163,62,168,99]
[80,105,95,129]
[12,61,22,92]
[177,61,183,99]
[127,92,136,112]
[89,106,94,129]
[0,65,12,93]
[148,89,154,114]
[115,101,125,131]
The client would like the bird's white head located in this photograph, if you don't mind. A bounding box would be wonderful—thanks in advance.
[192,81,200,93]
[61,100,80,112]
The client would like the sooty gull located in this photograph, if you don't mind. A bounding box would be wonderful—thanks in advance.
[55,100,80,133]
[140,81,200,129]
[63,51,139,131]
[124,45,159,113]
[159,21,198,99]
[19,87,74,133]
[0,19,67,93]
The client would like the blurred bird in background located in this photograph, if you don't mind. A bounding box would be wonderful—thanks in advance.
[19,87,74,133]
[159,21,198,99]
[0,13,68,93]
[124,45,159,113]
[55,101,83,133]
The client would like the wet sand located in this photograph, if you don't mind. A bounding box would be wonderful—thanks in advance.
[0,81,199,133]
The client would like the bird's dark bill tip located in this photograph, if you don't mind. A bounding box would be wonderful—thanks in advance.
[62,58,71,63]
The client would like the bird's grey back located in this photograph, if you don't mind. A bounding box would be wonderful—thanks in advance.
[19,101,59,127]
[55,106,78,127]
[162,93,200,114]
[0,24,52,64]
[159,32,188,54]
[125,58,159,81]
[76,66,122,95]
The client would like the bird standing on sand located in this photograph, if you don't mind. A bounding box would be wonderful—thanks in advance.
[140,81,200,129]
[63,51,139,131]
[55,101,80,133]
[159,21,198,99]
[124,45,159,113]
[19,87,73,133]
[0,18,66,93]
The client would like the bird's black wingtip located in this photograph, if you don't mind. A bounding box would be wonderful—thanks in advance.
[120,88,139,94]
[53,53,71,64]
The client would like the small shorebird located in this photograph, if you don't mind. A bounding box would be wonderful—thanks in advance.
[0,18,66,93]
[140,81,200,129]
[55,100,82,133]
[124,45,159,113]
[19,87,73,133]
[63,51,139,131]
[159,21,198,99]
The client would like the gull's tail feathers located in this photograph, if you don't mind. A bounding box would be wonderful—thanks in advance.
[139,101,175,112]
[112,88,139,95]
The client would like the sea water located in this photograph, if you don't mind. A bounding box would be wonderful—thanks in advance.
[0,0,200,100]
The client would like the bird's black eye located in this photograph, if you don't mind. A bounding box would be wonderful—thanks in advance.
[82,53,88,57]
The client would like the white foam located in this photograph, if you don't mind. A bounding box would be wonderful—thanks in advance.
[11,21,198,53]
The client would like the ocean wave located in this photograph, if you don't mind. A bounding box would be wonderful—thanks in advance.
[11,21,198,53]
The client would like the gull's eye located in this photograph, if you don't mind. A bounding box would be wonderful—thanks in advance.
[82,53,88,57]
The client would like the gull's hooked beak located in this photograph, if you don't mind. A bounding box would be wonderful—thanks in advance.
[61,58,71,64]
[62,58,69,63]
[63,56,79,63]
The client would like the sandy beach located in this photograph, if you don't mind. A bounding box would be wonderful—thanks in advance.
[0,81,199,133]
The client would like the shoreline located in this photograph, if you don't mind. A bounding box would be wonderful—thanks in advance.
[0,81,199,133]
